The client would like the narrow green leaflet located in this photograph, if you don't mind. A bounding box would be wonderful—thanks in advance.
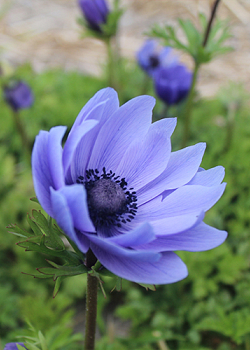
[37,261,88,280]
[148,13,232,64]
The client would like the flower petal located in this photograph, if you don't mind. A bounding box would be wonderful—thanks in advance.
[32,131,55,216]
[187,166,225,186]
[50,185,95,252]
[137,143,206,205]
[69,87,119,133]
[149,212,205,236]
[63,119,98,176]
[48,126,67,190]
[108,222,155,247]
[87,95,156,171]
[115,119,172,190]
[53,185,95,233]
[91,245,188,284]
[87,233,160,262]
[138,183,226,220]
[140,222,227,252]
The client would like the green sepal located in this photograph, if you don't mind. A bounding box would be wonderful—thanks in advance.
[30,196,39,204]
[37,260,88,281]
[138,283,156,291]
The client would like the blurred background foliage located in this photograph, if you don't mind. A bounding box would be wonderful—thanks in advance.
[1,0,250,349]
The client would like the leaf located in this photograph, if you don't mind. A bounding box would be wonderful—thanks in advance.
[27,214,43,237]
[37,262,88,280]
[138,283,156,291]
[7,223,33,238]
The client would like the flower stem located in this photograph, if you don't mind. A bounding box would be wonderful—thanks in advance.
[84,249,98,350]
[181,62,199,148]
[106,37,116,89]
[12,110,31,161]
[181,0,222,148]
[202,0,221,47]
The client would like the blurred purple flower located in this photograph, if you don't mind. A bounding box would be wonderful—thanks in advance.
[78,0,109,33]
[154,64,192,105]
[137,40,177,76]
[4,343,26,350]
[32,88,227,285]
[4,81,34,112]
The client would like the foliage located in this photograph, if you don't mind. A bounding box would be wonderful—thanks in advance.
[148,14,232,64]
[0,54,249,350]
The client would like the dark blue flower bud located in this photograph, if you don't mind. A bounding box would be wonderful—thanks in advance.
[154,64,192,105]
[137,40,177,76]
[78,0,109,33]
[4,343,27,350]
[4,81,34,112]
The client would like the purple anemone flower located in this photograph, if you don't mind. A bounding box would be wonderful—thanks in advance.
[32,88,227,285]
[78,0,109,33]
[4,81,34,112]
[154,64,192,105]
[137,40,177,76]
[4,343,27,350]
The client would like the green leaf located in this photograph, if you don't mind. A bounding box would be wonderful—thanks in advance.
[27,214,44,237]
[38,331,48,350]
[138,283,156,291]
[7,223,33,238]
[37,262,88,280]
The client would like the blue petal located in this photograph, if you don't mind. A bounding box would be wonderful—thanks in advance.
[63,119,98,176]
[69,87,119,134]
[137,143,206,205]
[91,245,188,284]
[32,131,55,216]
[108,222,155,247]
[87,233,160,262]
[140,222,228,252]
[87,95,155,172]
[138,183,226,220]
[187,166,225,186]
[48,126,67,190]
[50,186,93,252]
[115,119,173,191]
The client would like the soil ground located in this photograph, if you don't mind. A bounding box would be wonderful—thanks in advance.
[1,0,250,97]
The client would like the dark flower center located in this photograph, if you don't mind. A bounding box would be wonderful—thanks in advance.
[77,167,137,229]
[149,54,160,68]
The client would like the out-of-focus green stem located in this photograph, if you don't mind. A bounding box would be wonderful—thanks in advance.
[84,250,98,350]
[181,62,199,148]
[181,0,222,148]
[12,110,31,161]
[106,37,116,89]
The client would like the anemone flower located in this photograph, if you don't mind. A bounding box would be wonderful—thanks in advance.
[78,0,109,33]
[4,343,27,350]
[137,40,177,76]
[32,88,227,285]
[154,63,192,105]
[4,81,33,112]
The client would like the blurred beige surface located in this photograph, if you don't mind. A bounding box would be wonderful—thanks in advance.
[1,0,250,97]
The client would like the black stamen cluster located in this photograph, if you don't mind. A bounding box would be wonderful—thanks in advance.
[77,167,137,229]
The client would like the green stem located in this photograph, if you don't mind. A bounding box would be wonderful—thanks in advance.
[181,62,200,148]
[181,0,222,148]
[12,110,31,161]
[84,250,98,350]
[106,37,116,89]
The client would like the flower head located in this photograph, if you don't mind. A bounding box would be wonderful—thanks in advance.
[32,88,227,285]
[154,63,192,105]
[78,0,109,33]
[4,81,34,112]
[4,343,26,350]
[137,40,177,76]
